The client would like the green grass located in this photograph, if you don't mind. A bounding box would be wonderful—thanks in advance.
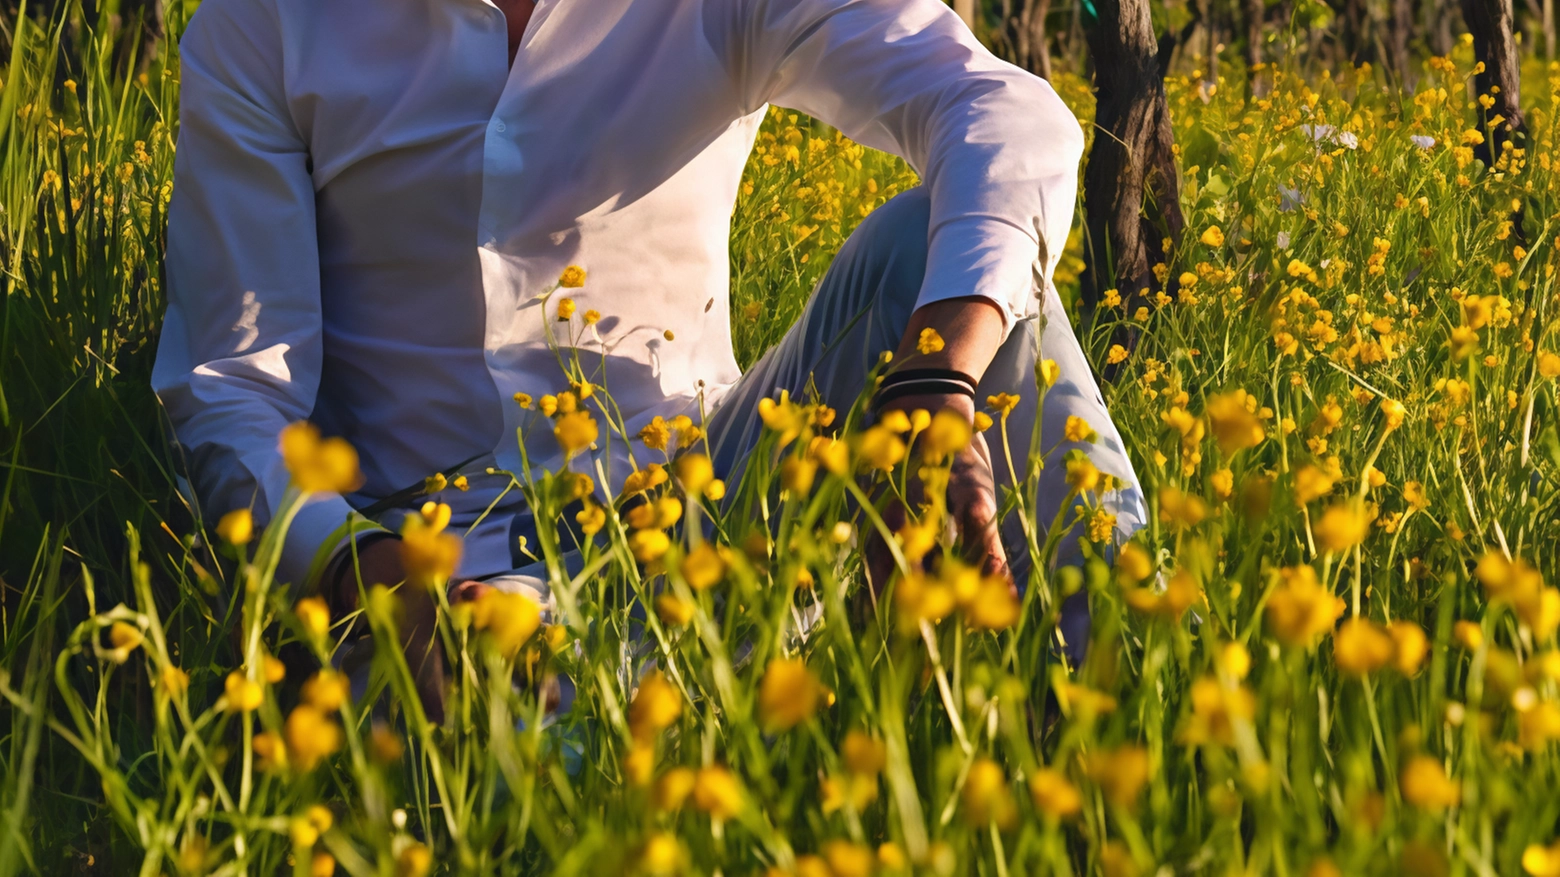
[8,3,1560,875]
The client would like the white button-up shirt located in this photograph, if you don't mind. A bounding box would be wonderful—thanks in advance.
[152,0,1085,584]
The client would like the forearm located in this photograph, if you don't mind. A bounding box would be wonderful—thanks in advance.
[888,296,1007,418]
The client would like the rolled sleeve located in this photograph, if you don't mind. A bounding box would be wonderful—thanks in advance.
[153,0,348,588]
[710,0,1086,336]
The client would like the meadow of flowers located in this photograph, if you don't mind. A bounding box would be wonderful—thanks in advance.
[7,3,1560,875]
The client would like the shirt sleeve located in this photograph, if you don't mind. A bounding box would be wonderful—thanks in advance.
[708,0,1086,334]
[152,0,353,588]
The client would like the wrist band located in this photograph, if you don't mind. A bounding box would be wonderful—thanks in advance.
[871,367,980,413]
[879,367,981,391]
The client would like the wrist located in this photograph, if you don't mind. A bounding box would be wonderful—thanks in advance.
[876,391,976,422]
[323,531,400,608]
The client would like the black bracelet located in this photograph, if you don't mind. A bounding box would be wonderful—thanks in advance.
[872,379,978,412]
[879,367,981,391]
[871,367,980,413]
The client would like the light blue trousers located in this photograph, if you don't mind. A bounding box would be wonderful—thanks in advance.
[703,187,1147,659]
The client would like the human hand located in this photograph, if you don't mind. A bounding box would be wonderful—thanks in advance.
[328,537,488,725]
[864,393,1010,593]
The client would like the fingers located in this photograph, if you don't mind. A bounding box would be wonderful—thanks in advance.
[450,579,495,604]
[864,500,906,595]
[958,485,1011,583]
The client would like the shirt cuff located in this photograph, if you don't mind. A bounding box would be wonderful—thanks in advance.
[276,493,359,590]
[914,215,1044,337]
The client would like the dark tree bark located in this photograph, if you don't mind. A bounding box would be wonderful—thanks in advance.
[1427,0,1456,54]
[1462,0,1525,166]
[1017,0,1054,79]
[1244,0,1264,69]
[1079,0,1186,316]
[1390,0,1415,86]
[1337,0,1373,63]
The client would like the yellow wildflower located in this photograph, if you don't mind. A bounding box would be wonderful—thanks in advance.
[301,670,350,713]
[279,422,364,494]
[1539,352,1560,378]
[1524,842,1560,877]
[396,843,432,877]
[676,453,714,496]
[224,671,263,712]
[106,622,143,663]
[1400,755,1460,810]
[629,529,671,563]
[986,392,1021,417]
[637,833,686,876]
[629,672,682,741]
[1265,566,1344,646]
[917,327,945,354]
[621,463,669,496]
[679,543,726,590]
[252,732,287,772]
[758,658,822,731]
[842,732,886,775]
[1158,486,1208,530]
[217,508,254,546]
[576,502,606,535]
[468,589,542,658]
[654,593,695,627]
[1029,768,1083,820]
[1180,676,1256,746]
[692,766,745,820]
[1064,415,1097,443]
[1084,745,1151,808]
[638,416,671,451]
[1205,391,1265,456]
[855,425,907,471]
[1314,502,1368,553]
[284,704,342,771]
[558,265,586,288]
[1293,464,1335,504]
[1333,618,1395,675]
[920,408,972,463]
[962,758,1017,829]
[1388,621,1430,675]
[1200,225,1225,247]
[553,410,598,459]
[160,664,190,695]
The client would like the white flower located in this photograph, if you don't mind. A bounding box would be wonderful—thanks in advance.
[1276,231,1292,249]
[1278,186,1304,213]
[1410,134,1436,149]
[1301,123,1336,142]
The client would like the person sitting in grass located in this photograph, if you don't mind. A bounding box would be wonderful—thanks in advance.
[152,0,1145,719]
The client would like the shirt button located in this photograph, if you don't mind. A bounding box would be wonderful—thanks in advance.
[493,121,506,133]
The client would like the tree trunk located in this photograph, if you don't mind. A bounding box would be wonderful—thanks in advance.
[1205,0,1220,82]
[1390,0,1415,86]
[1426,0,1455,54]
[1033,0,1054,78]
[1244,0,1264,69]
[1546,0,1556,61]
[1080,0,1186,315]
[955,0,977,29]
[1462,0,1525,166]
[1016,0,1054,77]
